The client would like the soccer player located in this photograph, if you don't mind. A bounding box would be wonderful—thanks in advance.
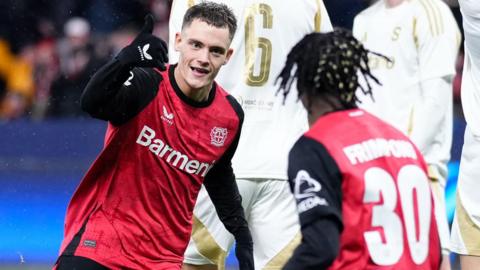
[450,0,480,269]
[168,1,332,269]
[54,3,254,270]
[278,29,441,270]
[353,1,461,268]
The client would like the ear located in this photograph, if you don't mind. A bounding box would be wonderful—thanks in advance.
[174,32,182,52]
[223,48,234,65]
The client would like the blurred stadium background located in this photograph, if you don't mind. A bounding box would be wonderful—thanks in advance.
[0,0,466,269]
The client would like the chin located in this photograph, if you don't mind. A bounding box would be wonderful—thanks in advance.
[187,79,211,91]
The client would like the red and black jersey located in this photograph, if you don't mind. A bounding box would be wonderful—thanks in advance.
[285,109,441,270]
[56,62,248,270]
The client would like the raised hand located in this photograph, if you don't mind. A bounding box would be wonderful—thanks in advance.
[116,14,168,70]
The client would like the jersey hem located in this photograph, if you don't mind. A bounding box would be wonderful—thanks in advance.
[72,252,119,270]
[183,257,215,266]
[74,250,183,270]
[234,172,287,181]
[450,244,480,256]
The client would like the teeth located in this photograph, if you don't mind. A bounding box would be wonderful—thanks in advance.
[192,67,207,74]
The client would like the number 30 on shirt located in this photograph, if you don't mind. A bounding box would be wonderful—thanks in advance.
[363,165,432,266]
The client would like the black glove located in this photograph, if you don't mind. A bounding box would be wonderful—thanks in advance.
[235,231,254,270]
[116,14,168,70]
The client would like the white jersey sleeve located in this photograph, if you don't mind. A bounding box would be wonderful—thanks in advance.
[416,0,460,81]
[410,0,459,253]
[460,0,480,136]
[409,0,460,178]
[352,1,459,169]
[168,0,332,180]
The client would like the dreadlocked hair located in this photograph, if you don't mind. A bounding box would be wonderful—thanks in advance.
[276,28,386,109]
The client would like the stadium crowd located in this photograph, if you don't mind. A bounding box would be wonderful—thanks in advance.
[0,0,171,120]
[0,0,464,121]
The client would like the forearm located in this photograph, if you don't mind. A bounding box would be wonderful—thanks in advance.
[284,218,340,270]
[409,77,452,153]
[204,172,251,244]
[80,58,162,125]
[80,15,167,124]
[203,110,247,244]
[80,58,132,117]
[204,169,253,270]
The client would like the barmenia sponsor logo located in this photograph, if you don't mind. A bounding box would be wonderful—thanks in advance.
[136,125,214,177]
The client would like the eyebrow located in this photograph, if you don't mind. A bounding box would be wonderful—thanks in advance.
[188,38,226,54]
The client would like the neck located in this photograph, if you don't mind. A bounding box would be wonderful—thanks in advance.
[307,108,331,127]
[184,86,211,102]
[306,95,343,127]
[385,0,404,8]
[174,67,211,102]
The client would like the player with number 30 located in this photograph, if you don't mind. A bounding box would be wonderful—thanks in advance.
[278,29,441,270]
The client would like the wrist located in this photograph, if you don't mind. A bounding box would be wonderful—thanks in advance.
[234,227,253,246]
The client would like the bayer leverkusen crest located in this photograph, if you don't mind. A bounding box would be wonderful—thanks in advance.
[210,127,228,147]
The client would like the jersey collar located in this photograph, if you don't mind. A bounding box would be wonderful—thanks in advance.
[168,64,217,108]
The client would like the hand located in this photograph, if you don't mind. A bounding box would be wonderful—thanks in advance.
[116,14,168,70]
[440,254,451,270]
[235,242,254,270]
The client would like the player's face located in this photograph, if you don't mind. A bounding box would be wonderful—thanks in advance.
[174,19,233,95]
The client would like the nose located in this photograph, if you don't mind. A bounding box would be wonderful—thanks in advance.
[197,48,209,66]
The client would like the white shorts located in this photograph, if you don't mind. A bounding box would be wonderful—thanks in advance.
[451,126,480,255]
[184,179,300,270]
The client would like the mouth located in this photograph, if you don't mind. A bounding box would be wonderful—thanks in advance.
[190,66,209,76]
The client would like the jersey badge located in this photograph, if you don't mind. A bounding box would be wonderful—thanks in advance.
[210,127,228,147]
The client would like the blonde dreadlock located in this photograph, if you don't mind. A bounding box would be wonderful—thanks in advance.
[276,28,387,109]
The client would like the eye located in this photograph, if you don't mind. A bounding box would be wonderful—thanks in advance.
[190,41,202,49]
[210,48,224,57]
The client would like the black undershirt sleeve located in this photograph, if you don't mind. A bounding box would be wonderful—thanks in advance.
[80,58,162,126]
[283,136,344,270]
[203,96,251,245]
[283,219,340,270]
